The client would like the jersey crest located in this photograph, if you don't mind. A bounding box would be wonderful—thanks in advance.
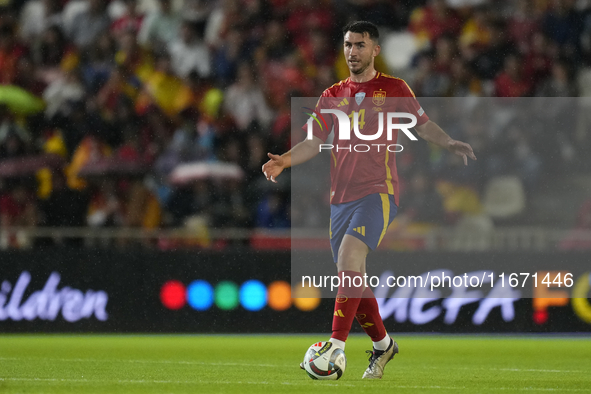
[355,92,366,105]
[372,90,386,106]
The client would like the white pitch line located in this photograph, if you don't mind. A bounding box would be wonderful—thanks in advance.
[0,357,278,368]
[493,388,590,392]
[0,357,588,373]
[0,378,355,387]
[421,365,585,373]
[0,378,589,391]
[493,368,584,373]
[1,357,586,374]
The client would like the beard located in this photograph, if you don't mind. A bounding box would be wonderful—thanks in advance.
[349,59,371,75]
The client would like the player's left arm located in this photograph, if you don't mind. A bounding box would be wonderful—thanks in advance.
[414,120,477,165]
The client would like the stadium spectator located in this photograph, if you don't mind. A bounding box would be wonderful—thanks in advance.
[0,23,26,85]
[43,69,85,120]
[13,56,46,96]
[184,72,224,120]
[166,180,212,226]
[81,32,117,92]
[212,28,246,86]
[412,53,450,97]
[0,180,38,248]
[408,0,461,47]
[300,29,335,78]
[398,172,445,224]
[447,58,482,96]
[0,0,589,249]
[168,20,211,78]
[39,171,88,228]
[119,177,161,229]
[223,62,273,132]
[255,20,295,64]
[134,52,191,117]
[523,32,554,88]
[494,54,532,97]
[0,106,31,160]
[285,0,334,50]
[536,61,577,97]
[138,0,181,50]
[432,35,457,75]
[19,0,63,44]
[68,0,110,49]
[66,127,112,191]
[339,0,400,29]
[255,191,289,229]
[507,0,541,54]
[470,21,514,80]
[111,0,145,39]
[541,0,583,60]
[459,5,492,53]
[155,109,215,176]
[34,25,68,72]
[86,177,122,227]
[212,178,250,228]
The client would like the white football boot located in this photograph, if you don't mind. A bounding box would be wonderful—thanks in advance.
[362,338,398,379]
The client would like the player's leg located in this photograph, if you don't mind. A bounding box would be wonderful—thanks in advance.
[300,200,359,370]
[357,285,398,379]
[356,287,389,348]
[343,193,399,379]
[355,257,390,353]
[329,233,368,350]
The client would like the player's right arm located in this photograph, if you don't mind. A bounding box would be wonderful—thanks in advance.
[262,135,324,183]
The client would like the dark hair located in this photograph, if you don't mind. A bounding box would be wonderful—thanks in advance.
[342,21,379,43]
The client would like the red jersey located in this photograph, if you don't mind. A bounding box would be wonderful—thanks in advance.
[311,72,429,206]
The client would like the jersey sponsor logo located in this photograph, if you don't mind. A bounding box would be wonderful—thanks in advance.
[373,90,386,106]
[336,294,348,303]
[355,92,366,105]
[337,98,349,107]
[353,226,366,236]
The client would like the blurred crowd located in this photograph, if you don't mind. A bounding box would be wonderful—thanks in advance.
[0,0,590,248]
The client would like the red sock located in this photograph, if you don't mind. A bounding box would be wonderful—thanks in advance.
[331,270,364,342]
[355,287,387,342]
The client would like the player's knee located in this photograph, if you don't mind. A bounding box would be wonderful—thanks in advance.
[336,258,359,272]
[337,238,368,272]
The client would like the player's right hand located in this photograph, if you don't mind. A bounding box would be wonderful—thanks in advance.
[262,153,284,183]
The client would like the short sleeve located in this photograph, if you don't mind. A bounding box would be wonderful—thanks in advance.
[399,81,429,127]
[301,91,334,142]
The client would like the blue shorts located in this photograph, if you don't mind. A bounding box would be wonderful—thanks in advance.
[330,193,398,263]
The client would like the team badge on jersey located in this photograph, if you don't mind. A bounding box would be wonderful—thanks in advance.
[372,90,386,106]
[355,92,366,105]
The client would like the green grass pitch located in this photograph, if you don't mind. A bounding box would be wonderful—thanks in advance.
[0,335,590,393]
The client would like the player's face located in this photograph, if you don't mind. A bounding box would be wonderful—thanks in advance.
[343,32,380,75]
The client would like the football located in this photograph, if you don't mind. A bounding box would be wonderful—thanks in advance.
[302,341,347,380]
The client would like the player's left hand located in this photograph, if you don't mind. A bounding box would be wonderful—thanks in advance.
[448,140,477,165]
[262,153,285,183]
